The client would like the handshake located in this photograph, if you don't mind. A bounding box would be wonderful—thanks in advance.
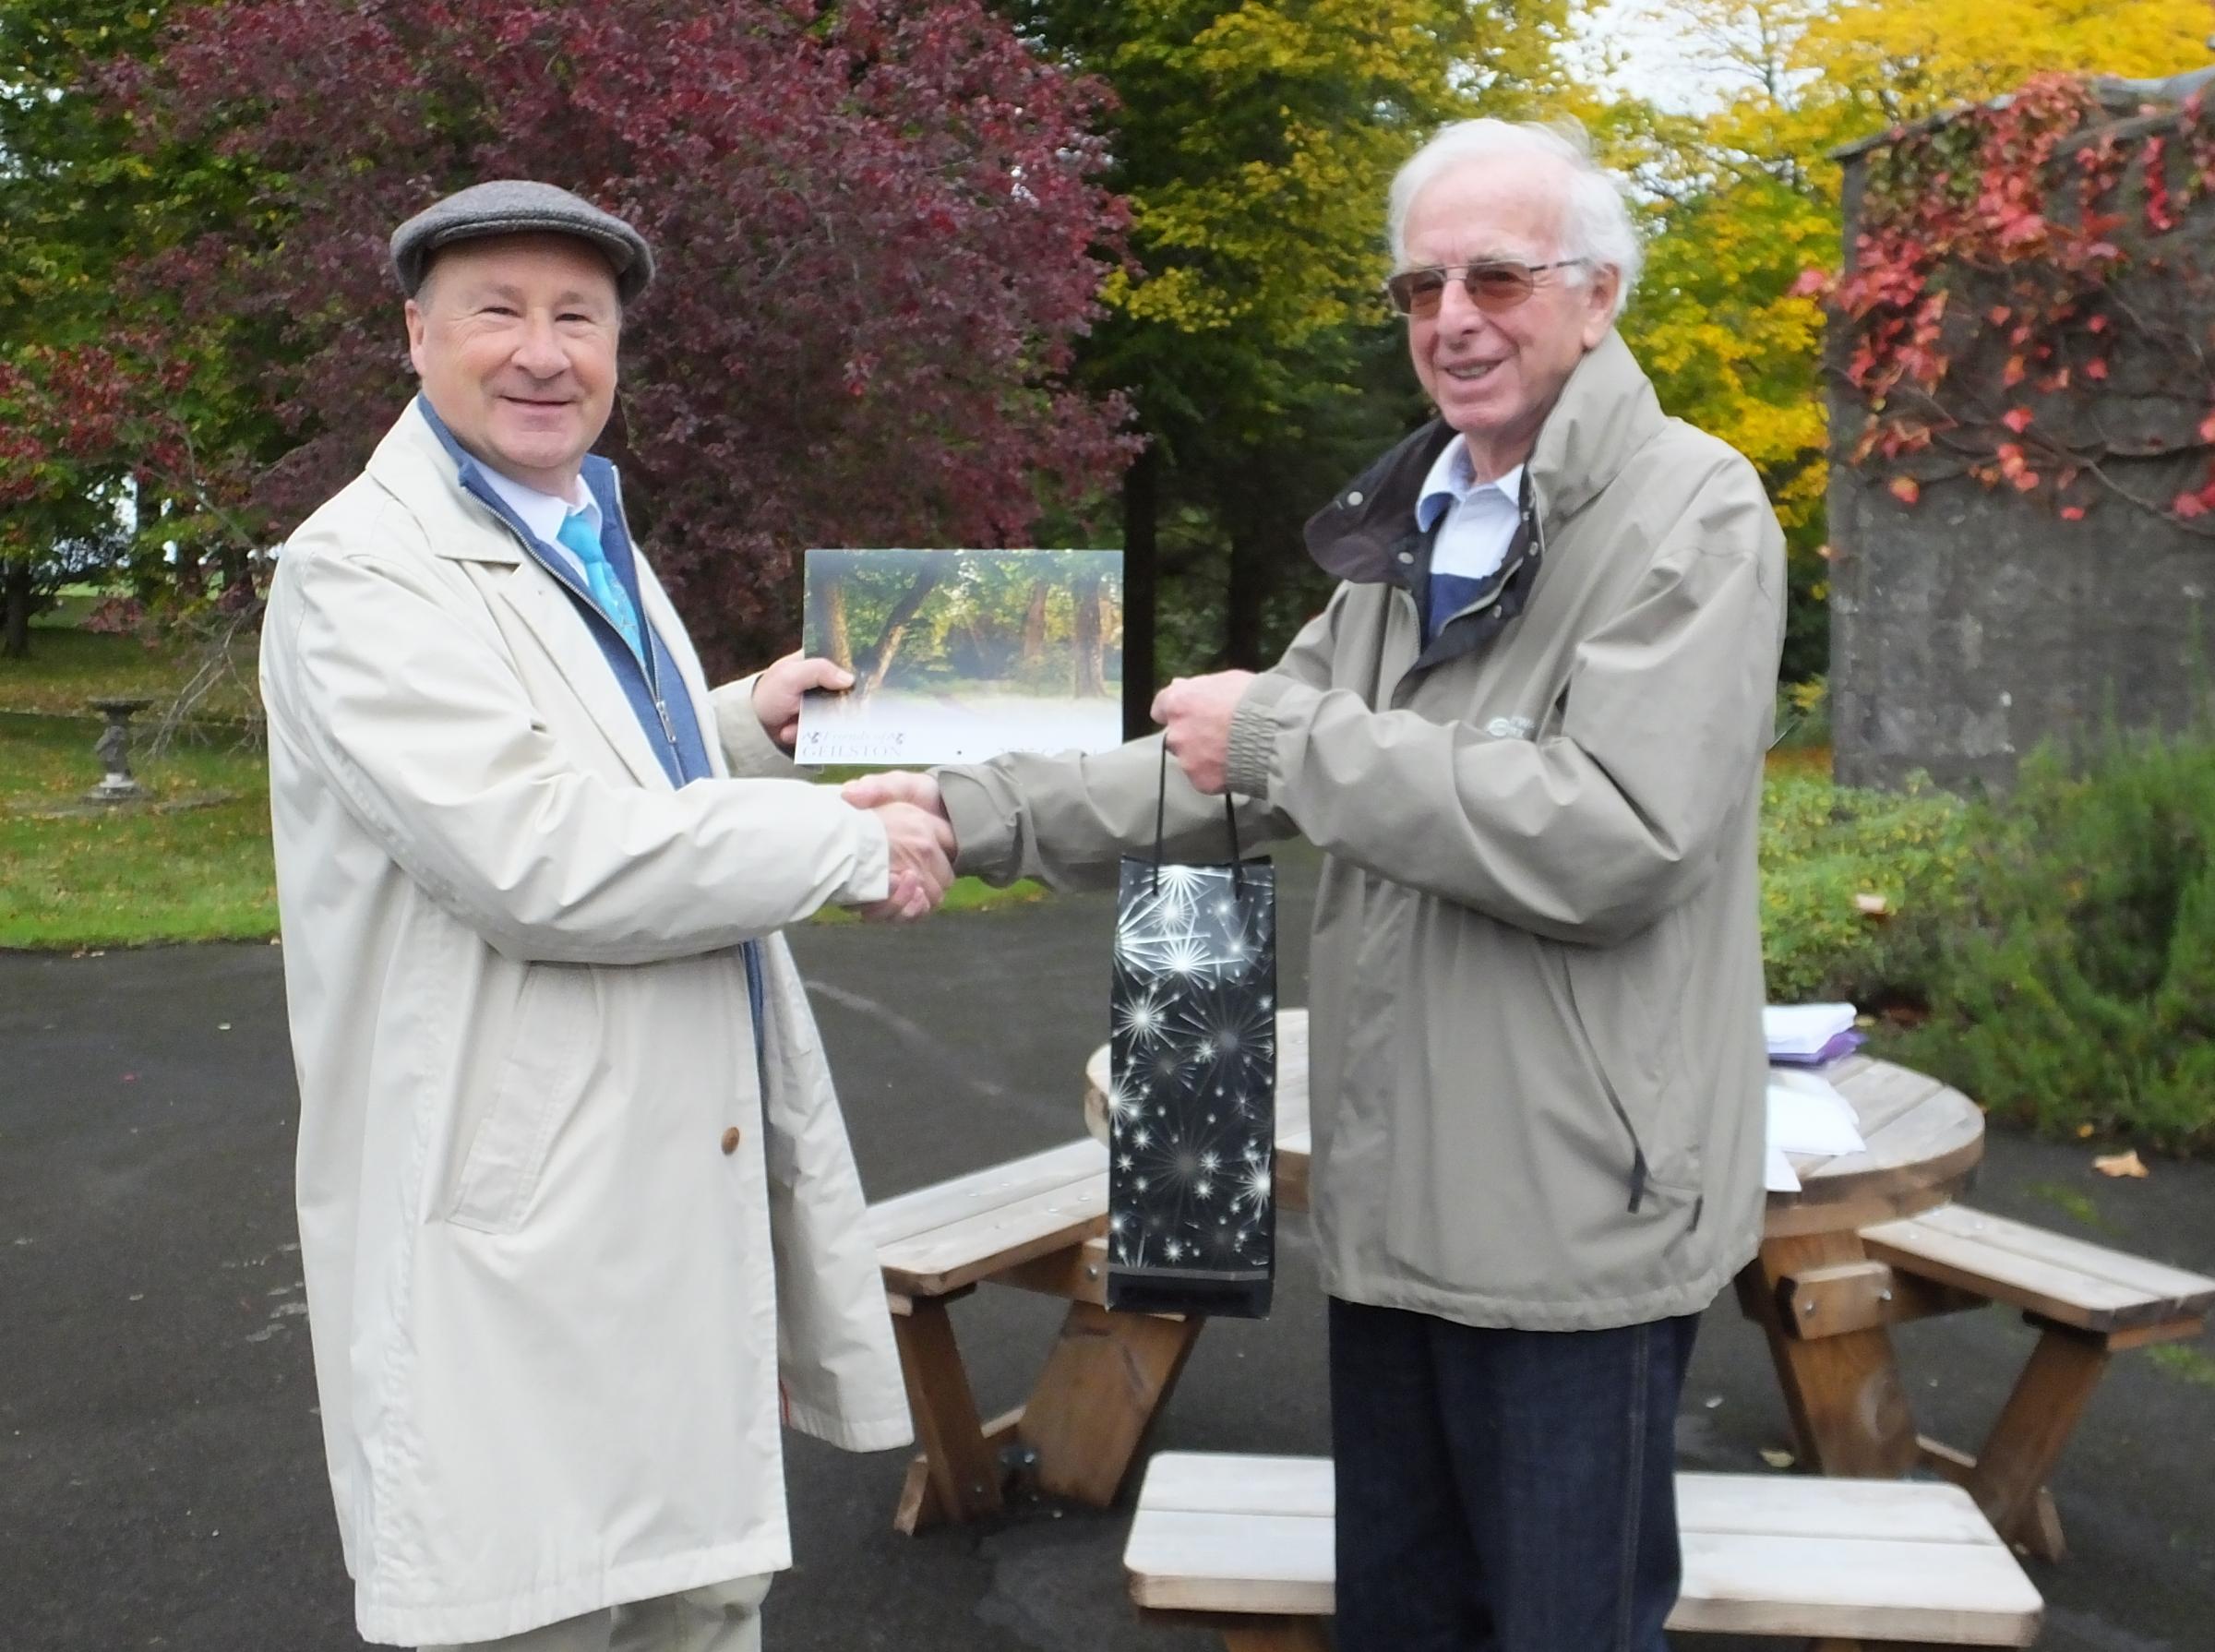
[757,648,1261,925]
[842,772,955,923]
[752,652,957,924]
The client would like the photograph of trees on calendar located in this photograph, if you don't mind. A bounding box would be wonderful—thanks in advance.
[795,548,1123,765]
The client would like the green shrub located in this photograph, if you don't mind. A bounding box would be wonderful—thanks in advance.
[1890,729,2215,1155]
[1759,764,1969,1005]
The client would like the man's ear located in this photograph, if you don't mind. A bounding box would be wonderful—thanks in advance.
[404,299,428,377]
[1580,266,1621,349]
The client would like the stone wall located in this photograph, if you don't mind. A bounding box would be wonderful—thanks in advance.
[1829,464,2213,793]
[1828,95,2215,793]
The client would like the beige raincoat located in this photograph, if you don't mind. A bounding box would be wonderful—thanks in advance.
[261,403,910,1646]
[943,332,1786,1333]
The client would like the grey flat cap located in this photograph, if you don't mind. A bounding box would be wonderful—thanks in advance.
[389,180,654,303]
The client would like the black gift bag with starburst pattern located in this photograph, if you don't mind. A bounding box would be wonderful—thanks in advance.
[1104,748,1276,1319]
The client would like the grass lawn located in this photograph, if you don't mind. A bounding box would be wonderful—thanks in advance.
[0,618,260,721]
[0,626,1039,950]
[0,712,278,950]
[8,623,1858,952]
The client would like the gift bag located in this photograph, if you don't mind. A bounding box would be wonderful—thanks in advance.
[1105,748,1277,1318]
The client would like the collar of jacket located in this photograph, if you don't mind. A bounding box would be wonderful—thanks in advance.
[1304,329,1666,586]
[366,396,629,567]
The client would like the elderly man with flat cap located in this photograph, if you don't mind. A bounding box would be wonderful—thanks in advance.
[261,181,953,1652]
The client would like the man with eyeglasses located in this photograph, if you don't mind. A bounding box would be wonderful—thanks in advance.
[849,117,1785,1649]
[260,181,957,1651]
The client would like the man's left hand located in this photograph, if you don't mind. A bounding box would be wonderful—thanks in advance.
[1152,670,1256,796]
[754,652,853,752]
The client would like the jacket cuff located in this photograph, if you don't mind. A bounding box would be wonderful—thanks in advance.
[1227,674,1302,801]
[711,676,803,781]
[834,809,892,906]
[934,767,1017,881]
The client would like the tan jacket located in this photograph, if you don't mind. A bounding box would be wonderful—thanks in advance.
[941,333,1785,1330]
[261,404,909,1646]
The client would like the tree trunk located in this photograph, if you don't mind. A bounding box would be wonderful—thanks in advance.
[859,566,941,697]
[1224,517,1269,671]
[1020,578,1050,664]
[220,540,257,600]
[1119,443,1159,739]
[3,558,31,659]
[810,577,853,671]
[1072,573,1105,697]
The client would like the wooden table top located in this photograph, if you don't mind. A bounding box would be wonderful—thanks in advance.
[1083,1008,1983,1239]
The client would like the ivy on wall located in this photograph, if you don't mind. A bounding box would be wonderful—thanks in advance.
[1803,73,2215,533]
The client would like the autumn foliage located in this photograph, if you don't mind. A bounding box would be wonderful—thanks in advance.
[102,0,1134,671]
[1829,75,2215,529]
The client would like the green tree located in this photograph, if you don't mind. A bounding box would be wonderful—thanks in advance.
[0,2,150,653]
[0,0,280,657]
[1000,0,1570,728]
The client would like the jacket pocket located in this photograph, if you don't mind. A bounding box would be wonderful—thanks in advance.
[1562,918,1703,1208]
[447,966,595,1234]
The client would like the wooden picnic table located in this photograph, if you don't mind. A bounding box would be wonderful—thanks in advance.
[1083,1007,1985,1486]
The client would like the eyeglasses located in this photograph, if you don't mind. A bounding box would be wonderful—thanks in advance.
[1383,259,1587,317]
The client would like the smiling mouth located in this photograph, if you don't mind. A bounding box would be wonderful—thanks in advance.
[1443,362,1501,382]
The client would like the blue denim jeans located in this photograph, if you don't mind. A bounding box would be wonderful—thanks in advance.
[1328,1298,1700,1652]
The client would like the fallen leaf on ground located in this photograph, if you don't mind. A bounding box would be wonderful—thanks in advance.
[2092,1150,2149,1179]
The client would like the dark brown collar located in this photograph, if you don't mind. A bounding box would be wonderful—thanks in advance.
[1301,419,1458,590]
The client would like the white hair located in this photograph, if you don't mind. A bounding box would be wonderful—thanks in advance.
[1386,118,1642,321]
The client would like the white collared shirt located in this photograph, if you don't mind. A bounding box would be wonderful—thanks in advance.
[479,467,605,584]
[1415,442,1523,639]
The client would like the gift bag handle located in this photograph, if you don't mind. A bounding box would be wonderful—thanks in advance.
[1154,740,1245,896]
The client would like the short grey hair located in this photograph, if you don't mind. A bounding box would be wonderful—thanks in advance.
[1386,119,1642,321]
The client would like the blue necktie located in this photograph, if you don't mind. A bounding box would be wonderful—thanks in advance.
[552,497,769,1086]
[557,509,644,659]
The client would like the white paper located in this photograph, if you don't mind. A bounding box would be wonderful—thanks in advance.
[795,548,1125,765]
[1763,1000,1857,1058]
[1764,1143,1802,1192]
[1766,1069,1866,1158]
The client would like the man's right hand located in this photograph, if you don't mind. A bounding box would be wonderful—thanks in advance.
[844,770,949,823]
[862,798,956,922]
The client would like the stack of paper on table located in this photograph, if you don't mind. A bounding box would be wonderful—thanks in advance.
[1762,1068,1867,1192]
[1764,1001,1862,1066]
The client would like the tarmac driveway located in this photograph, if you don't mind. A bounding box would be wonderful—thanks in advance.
[5,856,2211,1650]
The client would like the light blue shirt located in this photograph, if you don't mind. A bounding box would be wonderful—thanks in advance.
[479,466,605,586]
[1415,443,1523,641]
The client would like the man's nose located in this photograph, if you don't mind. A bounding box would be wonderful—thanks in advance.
[1433,274,1487,332]
[512,314,569,377]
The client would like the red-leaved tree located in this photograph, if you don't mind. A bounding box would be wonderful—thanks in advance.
[110,0,1134,671]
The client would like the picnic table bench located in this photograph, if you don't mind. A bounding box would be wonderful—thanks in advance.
[1124,1451,2045,1651]
[876,1011,2215,1556]
[866,1138,1203,1532]
[1856,1203,2215,1560]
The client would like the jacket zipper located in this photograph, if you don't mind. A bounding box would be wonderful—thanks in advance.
[600,468,676,754]
[486,493,683,767]
[1426,483,1544,637]
[1392,552,1527,711]
[1562,945,1657,1215]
